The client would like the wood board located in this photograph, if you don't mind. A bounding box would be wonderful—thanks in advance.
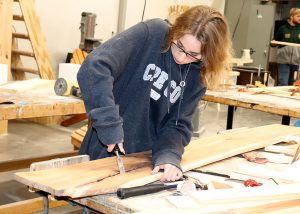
[0,0,13,80]
[248,86,300,100]
[15,124,300,198]
[203,89,300,119]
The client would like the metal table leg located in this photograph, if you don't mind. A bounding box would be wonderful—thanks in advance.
[281,116,291,125]
[226,105,234,130]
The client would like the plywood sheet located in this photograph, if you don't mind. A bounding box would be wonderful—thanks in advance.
[15,124,300,198]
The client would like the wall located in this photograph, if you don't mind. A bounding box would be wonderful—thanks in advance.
[14,0,225,78]
[13,0,119,77]
[120,0,225,31]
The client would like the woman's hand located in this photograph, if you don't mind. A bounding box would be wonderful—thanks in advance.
[107,142,125,154]
[151,164,182,182]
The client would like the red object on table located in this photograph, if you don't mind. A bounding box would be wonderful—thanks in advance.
[244,179,261,187]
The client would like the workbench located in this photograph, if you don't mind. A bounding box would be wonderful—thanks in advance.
[0,79,86,172]
[70,154,300,214]
[202,88,300,129]
[0,79,85,134]
[13,125,300,213]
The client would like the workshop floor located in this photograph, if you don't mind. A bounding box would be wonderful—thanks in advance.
[0,102,298,213]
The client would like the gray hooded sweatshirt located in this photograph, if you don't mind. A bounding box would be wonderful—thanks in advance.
[77,18,206,170]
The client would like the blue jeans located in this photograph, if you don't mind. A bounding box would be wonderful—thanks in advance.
[277,64,299,86]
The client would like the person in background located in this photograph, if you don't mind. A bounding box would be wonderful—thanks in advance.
[77,5,232,182]
[271,8,300,86]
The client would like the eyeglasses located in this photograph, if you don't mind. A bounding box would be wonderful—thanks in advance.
[171,40,202,62]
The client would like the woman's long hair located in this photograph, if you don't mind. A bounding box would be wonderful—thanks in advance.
[163,5,232,89]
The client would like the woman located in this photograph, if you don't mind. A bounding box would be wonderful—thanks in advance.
[77,5,232,182]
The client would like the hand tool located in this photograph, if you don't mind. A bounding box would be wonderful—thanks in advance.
[117,173,208,199]
[54,78,82,98]
[117,183,177,199]
[113,145,125,174]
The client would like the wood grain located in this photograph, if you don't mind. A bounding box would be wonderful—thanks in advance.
[0,0,13,80]
[15,124,300,198]
[19,0,55,79]
[203,89,300,119]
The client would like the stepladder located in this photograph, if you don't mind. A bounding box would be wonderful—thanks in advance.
[0,0,55,81]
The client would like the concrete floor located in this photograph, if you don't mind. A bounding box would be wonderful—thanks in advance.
[0,102,298,213]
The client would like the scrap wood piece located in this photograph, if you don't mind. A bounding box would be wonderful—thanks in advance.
[0,197,68,214]
[15,124,300,198]
[248,86,300,99]
[242,152,268,164]
[229,199,300,214]
[70,48,88,64]
[186,183,300,211]
[0,79,53,92]
[271,40,300,48]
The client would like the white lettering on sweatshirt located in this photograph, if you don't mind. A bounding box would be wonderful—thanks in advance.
[143,64,181,103]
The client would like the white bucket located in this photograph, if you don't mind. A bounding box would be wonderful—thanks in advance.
[241,49,251,60]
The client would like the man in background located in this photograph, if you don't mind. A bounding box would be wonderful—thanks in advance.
[271,8,300,86]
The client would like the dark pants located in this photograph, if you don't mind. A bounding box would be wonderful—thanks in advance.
[277,63,299,86]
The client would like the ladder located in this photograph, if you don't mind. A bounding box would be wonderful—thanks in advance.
[0,0,55,80]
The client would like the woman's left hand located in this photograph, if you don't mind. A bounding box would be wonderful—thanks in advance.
[151,164,182,182]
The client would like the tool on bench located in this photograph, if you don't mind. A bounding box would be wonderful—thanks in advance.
[54,78,82,98]
[117,183,177,199]
[113,144,125,174]
[117,174,206,199]
[190,169,262,186]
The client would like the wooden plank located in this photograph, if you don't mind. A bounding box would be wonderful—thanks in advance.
[12,32,30,39]
[0,79,53,92]
[11,66,39,75]
[0,120,8,134]
[0,98,85,120]
[75,48,85,64]
[0,151,78,172]
[249,86,300,100]
[15,124,300,198]
[0,0,13,80]
[187,183,300,210]
[230,199,300,214]
[0,197,68,214]
[12,49,35,57]
[13,14,24,21]
[202,90,300,119]
[271,40,300,48]
[30,155,89,171]
[11,37,26,80]
[19,0,55,79]
[60,114,87,127]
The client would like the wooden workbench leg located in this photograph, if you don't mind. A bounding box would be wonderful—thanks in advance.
[0,120,8,134]
[281,116,290,126]
[226,106,234,130]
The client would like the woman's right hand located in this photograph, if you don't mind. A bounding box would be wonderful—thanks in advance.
[107,142,125,154]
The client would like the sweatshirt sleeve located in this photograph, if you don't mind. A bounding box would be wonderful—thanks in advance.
[77,22,148,145]
[152,80,206,170]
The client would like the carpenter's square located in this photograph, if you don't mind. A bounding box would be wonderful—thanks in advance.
[113,145,125,174]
